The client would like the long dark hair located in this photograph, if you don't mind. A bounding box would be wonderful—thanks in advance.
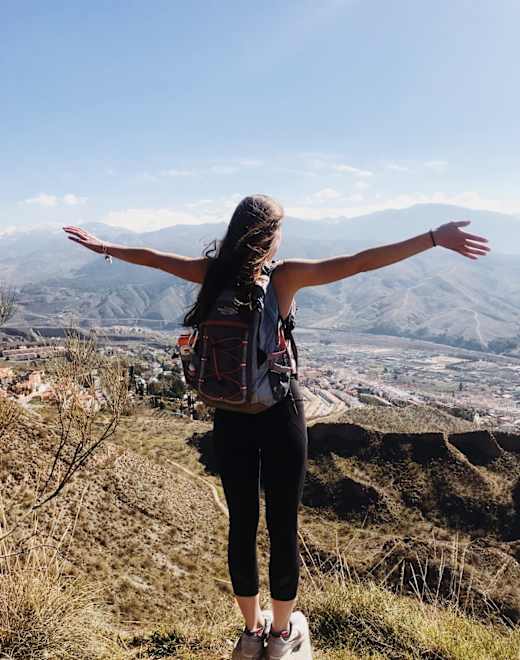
[183,194,284,328]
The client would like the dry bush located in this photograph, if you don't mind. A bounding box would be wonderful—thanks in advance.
[0,397,23,439]
[0,329,134,658]
[3,329,129,535]
[1,327,130,543]
[294,529,520,659]
[0,283,16,327]
[0,494,126,660]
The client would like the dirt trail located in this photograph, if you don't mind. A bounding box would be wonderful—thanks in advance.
[164,457,229,518]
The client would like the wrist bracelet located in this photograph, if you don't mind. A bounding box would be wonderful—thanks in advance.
[429,229,437,247]
[102,243,112,263]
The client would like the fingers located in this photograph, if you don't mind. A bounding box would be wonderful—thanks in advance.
[63,226,90,240]
[463,245,488,256]
[450,220,488,244]
[63,227,83,238]
[461,232,489,243]
[459,243,488,259]
[465,238,491,251]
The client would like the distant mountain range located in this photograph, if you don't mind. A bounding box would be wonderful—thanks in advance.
[1,203,519,354]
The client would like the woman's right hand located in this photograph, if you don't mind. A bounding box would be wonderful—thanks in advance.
[63,226,107,254]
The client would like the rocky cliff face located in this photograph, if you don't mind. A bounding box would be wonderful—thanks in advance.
[188,415,520,623]
[300,422,520,622]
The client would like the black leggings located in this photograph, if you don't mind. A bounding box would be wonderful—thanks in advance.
[212,377,308,601]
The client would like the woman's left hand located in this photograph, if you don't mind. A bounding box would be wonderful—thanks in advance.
[433,220,491,260]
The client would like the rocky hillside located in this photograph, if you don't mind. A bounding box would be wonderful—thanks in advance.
[3,399,520,656]
[190,405,520,625]
[3,203,520,353]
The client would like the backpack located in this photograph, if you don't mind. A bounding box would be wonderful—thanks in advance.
[176,259,299,414]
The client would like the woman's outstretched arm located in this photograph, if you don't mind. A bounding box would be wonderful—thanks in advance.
[62,226,208,283]
[280,220,491,293]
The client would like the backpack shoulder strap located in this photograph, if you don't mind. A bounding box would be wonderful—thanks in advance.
[269,260,298,377]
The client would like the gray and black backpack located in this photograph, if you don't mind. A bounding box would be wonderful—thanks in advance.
[178,259,298,414]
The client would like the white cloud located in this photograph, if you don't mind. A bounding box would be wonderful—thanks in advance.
[184,199,215,208]
[298,153,374,177]
[209,165,238,175]
[103,208,204,231]
[424,160,448,172]
[386,162,410,172]
[63,193,87,206]
[303,188,369,205]
[159,164,241,177]
[0,222,62,237]
[103,194,244,231]
[286,190,520,220]
[238,159,263,167]
[143,160,259,181]
[354,180,370,191]
[300,157,330,171]
[22,193,87,207]
[23,193,58,207]
[161,169,196,177]
[298,151,344,161]
[276,167,319,178]
[312,188,342,201]
[333,164,373,177]
[0,225,21,237]
[134,172,159,182]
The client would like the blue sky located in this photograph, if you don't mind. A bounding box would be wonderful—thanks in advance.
[1,0,519,233]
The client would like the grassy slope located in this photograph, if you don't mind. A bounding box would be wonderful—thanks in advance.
[2,401,520,658]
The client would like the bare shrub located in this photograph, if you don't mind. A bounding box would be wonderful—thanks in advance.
[0,327,130,543]
[0,283,16,327]
[0,397,23,439]
[33,327,130,509]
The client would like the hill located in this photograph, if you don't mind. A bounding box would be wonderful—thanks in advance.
[3,399,520,657]
[2,203,520,354]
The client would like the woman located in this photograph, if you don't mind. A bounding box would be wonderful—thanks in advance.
[63,195,490,659]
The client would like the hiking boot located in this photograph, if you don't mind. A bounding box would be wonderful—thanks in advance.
[231,609,272,660]
[265,611,309,659]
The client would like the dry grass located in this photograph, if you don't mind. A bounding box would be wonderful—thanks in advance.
[300,578,520,659]
[119,532,520,659]
[334,402,480,434]
[0,495,125,660]
[0,404,234,634]
[3,388,520,658]
[294,536,520,659]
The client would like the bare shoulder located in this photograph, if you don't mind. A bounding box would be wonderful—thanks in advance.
[270,258,314,292]
[271,260,296,321]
